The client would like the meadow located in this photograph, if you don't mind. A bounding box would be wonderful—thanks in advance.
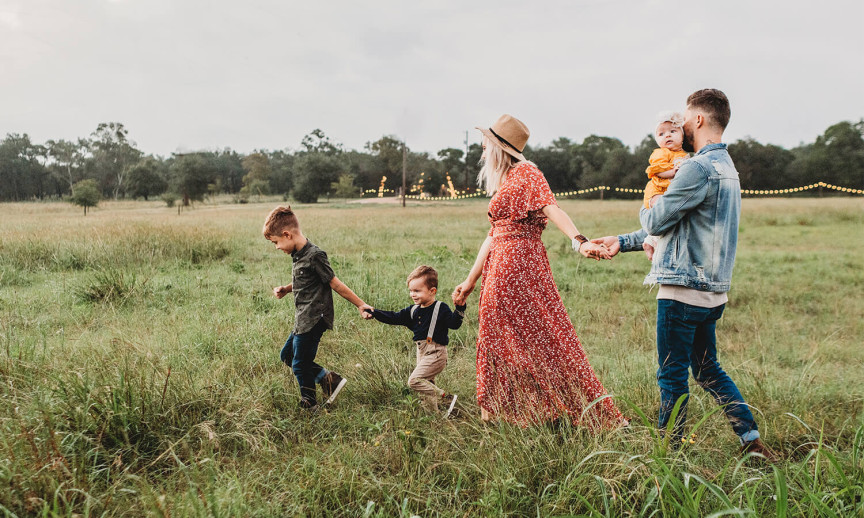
[0,196,862,517]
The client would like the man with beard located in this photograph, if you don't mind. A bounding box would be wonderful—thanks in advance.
[593,89,778,461]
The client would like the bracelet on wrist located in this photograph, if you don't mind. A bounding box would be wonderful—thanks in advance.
[571,234,589,252]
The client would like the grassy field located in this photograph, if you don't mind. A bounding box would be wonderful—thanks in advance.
[1,196,862,516]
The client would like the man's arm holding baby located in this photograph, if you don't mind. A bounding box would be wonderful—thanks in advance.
[640,160,708,236]
[329,276,374,319]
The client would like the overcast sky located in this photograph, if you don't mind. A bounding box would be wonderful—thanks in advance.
[2,0,863,157]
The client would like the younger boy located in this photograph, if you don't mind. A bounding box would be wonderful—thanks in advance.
[367,265,465,417]
[264,205,373,410]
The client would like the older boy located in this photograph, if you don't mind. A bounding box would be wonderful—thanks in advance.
[368,265,465,417]
[264,205,372,410]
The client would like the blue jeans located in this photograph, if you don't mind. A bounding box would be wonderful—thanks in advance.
[281,319,329,406]
[656,299,759,443]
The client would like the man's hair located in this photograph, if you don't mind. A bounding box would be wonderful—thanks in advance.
[687,89,731,130]
[262,205,300,239]
[407,265,438,290]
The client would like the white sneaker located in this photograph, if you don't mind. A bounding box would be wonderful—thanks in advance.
[443,394,458,418]
[324,375,347,405]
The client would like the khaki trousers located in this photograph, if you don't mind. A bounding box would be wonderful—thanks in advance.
[408,340,448,409]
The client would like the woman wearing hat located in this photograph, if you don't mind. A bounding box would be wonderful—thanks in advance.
[452,114,626,428]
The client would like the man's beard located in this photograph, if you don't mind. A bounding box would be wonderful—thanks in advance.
[682,130,695,152]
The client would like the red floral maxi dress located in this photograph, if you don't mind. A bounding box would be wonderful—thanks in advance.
[476,162,625,427]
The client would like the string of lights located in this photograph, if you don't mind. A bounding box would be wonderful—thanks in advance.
[360,181,864,200]
[363,182,864,201]
[613,182,864,196]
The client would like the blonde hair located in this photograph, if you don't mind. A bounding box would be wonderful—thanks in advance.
[407,265,438,289]
[262,205,300,239]
[477,136,520,195]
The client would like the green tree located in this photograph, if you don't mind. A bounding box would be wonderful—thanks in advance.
[330,174,359,198]
[465,143,483,192]
[28,143,50,198]
[577,135,629,196]
[169,153,215,205]
[366,135,404,191]
[819,120,864,187]
[70,179,101,215]
[787,121,864,189]
[291,130,345,203]
[343,149,384,193]
[241,152,272,197]
[407,151,443,196]
[598,146,641,197]
[728,138,795,189]
[437,148,465,190]
[126,158,168,200]
[620,135,658,193]
[88,122,142,198]
[530,138,576,191]
[293,153,342,203]
[0,133,48,201]
[211,149,245,194]
[268,149,295,195]
[46,138,89,196]
[301,129,342,155]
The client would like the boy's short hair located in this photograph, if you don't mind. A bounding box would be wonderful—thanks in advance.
[262,206,300,239]
[687,89,731,130]
[407,265,438,290]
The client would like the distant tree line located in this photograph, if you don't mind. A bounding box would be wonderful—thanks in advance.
[1,120,862,204]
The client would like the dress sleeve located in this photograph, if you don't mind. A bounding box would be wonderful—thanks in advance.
[509,164,557,221]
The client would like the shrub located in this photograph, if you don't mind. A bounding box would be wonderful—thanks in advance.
[69,179,101,215]
[73,269,148,304]
[161,192,178,207]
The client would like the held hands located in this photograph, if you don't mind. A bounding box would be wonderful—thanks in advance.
[451,280,474,306]
[589,236,621,258]
[273,285,292,299]
[358,304,374,320]
[579,241,612,260]
[572,238,612,260]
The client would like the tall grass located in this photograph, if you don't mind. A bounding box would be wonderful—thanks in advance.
[0,197,862,516]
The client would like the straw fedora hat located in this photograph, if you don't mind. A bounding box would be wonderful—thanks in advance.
[476,114,529,162]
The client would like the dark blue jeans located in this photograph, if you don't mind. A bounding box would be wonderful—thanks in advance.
[281,319,329,406]
[656,299,759,443]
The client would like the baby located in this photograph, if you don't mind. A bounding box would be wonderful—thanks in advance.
[643,111,689,255]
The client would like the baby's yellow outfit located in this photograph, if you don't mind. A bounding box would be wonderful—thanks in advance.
[643,148,689,208]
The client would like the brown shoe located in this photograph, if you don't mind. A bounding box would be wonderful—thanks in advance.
[741,438,780,463]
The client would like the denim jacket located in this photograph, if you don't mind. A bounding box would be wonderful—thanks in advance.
[618,143,740,292]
